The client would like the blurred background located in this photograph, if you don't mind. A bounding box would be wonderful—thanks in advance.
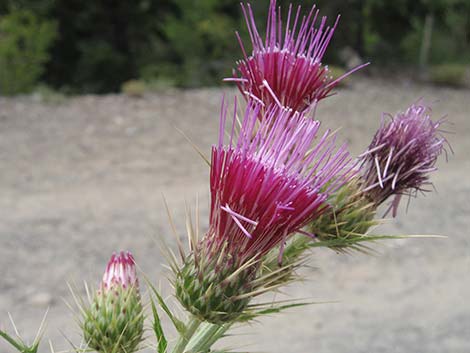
[0,1,469,353]
[0,0,469,95]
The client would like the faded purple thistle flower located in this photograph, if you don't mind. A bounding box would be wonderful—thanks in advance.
[359,102,448,216]
[208,98,354,261]
[225,0,367,114]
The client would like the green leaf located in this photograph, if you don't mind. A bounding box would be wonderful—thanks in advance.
[150,298,168,353]
[145,279,186,334]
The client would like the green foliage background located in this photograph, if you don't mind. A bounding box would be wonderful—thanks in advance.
[0,8,56,95]
[0,0,469,94]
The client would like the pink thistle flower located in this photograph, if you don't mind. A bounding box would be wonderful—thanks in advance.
[101,251,138,291]
[359,101,449,216]
[226,0,367,114]
[175,99,353,323]
[207,98,354,261]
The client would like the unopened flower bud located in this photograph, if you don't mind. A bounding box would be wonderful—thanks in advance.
[82,251,144,353]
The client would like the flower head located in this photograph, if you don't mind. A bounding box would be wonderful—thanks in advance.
[226,0,366,114]
[175,98,353,323]
[208,98,353,260]
[82,251,143,353]
[102,251,138,291]
[360,102,448,216]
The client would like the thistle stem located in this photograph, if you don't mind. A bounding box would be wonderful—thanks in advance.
[171,316,201,353]
[185,322,230,353]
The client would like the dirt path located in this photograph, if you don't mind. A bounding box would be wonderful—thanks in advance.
[1,78,469,353]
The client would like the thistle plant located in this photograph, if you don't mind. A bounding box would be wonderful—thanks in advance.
[81,251,144,353]
[0,1,452,353]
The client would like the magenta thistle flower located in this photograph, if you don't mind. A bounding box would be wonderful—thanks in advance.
[101,251,138,291]
[208,98,353,261]
[359,102,448,216]
[226,0,367,114]
[175,99,353,323]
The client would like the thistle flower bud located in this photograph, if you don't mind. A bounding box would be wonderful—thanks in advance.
[307,178,378,252]
[359,102,448,216]
[175,99,353,323]
[226,0,366,114]
[82,251,144,353]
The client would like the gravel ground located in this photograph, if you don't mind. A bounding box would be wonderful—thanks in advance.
[0,77,469,353]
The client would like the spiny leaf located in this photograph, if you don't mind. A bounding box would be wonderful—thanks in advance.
[238,301,319,322]
[32,308,49,351]
[150,298,167,353]
[0,329,26,352]
[145,279,185,334]
[1,311,48,353]
[309,233,446,250]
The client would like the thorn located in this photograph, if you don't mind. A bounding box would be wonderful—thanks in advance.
[162,194,186,262]
[174,126,211,167]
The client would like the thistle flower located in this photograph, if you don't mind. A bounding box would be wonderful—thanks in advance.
[175,99,353,323]
[82,251,144,353]
[359,102,448,216]
[210,99,353,260]
[298,102,448,253]
[226,0,367,114]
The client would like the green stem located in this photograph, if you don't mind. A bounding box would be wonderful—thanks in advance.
[185,322,231,353]
[171,316,201,353]
[198,324,231,350]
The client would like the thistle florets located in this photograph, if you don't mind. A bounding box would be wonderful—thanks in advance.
[359,102,448,216]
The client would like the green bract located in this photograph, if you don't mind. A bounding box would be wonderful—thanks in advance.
[175,249,254,324]
[83,285,144,353]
